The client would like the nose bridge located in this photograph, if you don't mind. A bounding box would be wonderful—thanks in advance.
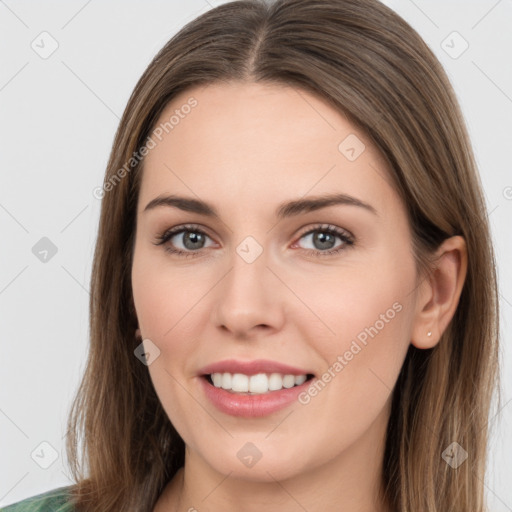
[212,238,284,335]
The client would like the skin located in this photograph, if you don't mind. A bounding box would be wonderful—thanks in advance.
[131,81,467,511]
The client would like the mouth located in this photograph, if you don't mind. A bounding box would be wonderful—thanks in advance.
[197,359,317,416]
[202,372,315,395]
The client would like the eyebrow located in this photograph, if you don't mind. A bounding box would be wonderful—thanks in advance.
[143,193,378,218]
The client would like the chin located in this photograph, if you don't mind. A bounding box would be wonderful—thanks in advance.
[195,440,315,483]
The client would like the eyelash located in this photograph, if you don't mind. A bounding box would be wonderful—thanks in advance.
[153,223,354,259]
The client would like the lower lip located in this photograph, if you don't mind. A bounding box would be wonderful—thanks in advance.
[199,376,312,417]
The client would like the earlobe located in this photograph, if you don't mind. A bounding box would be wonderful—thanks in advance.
[411,235,468,350]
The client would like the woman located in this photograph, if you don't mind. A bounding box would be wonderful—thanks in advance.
[2,0,500,510]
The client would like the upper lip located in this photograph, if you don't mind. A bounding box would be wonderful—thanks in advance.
[198,359,314,376]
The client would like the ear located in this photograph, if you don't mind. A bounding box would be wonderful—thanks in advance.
[411,235,468,349]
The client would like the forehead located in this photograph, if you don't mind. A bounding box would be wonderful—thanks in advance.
[138,81,400,221]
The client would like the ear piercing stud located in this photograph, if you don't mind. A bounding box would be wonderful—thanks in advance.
[427,331,432,337]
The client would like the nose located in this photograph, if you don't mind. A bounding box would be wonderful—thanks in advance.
[211,246,286,339]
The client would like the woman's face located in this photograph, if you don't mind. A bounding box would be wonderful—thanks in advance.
[131,81,420,483]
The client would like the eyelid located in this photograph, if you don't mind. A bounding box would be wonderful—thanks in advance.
[294,223,353,241]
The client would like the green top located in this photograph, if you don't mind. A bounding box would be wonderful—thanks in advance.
[1,486,74,512]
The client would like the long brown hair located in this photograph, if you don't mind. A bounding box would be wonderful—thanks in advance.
[66,0,500,510]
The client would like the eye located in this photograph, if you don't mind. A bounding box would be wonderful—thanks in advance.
[292,224,354,257]
[153,223,354,259]
[153,224,216,258]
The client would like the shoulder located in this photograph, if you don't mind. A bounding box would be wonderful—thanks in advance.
[1,486,75,512]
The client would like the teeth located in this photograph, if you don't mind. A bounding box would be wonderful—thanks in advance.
[249,373,267,393]
[268,373,282,391]
[232,373,249,392]
[283,375,295,388]
[209,372,309,394]
[212,373,223,387]
[221,372,232,390]
[294,374,307,385]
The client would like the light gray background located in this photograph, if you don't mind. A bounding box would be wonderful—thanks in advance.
[1,0,511,508]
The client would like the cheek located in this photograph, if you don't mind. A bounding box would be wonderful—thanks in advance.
[289,245,415,409]
[131,254,204,442]
[132,244,204,339]
[290,247,414,353]
[132,273,196,381]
